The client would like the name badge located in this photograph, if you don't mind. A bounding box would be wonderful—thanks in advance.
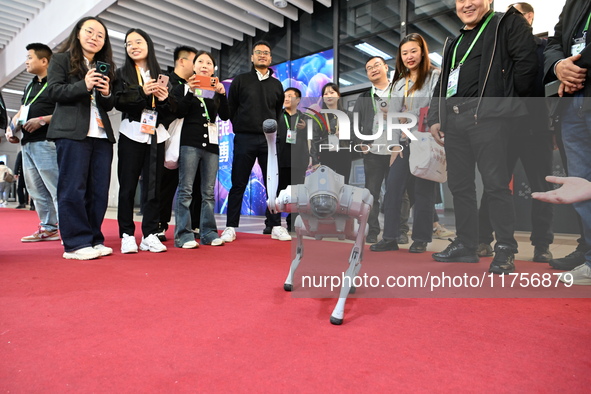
[17,105,30,125]
[328,134,339,152]
[286,129,297,144]
[446,67,460,98]
[571,38,586,56]
[140,109,158,135]
[208,122,218,144]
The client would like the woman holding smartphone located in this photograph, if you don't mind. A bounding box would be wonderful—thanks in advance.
[114,28,175,254]
[370,33,440,254]
[172,51,229,248]
[46,17,116,260]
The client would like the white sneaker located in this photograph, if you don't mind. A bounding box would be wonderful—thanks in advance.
[559,263,591,285]
[271,226,292,241]
[220,227,236,243]
[182,240,199,249]
[210,237,225,246]
[63,246,101,260]
[140,233,167,252]
[121,233,138,254]
[93,244,113,256]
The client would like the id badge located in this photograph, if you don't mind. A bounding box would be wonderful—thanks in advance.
[571,38,586,56]
[328,134,339,152]
[286,129,297,144]
[93,106,105,129]
[140,109,158,135]
[446,67,460,98]
[208,122,218,144]
[17,105,30,125]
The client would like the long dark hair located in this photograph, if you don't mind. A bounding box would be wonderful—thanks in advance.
[60,17,114,80]
[321,82,344,111]
[394,33,434,93]
[121,28,162,85]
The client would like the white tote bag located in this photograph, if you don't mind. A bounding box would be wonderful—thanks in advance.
[164,85,189,170]
[408,132,447,183]
[164,117,184,170]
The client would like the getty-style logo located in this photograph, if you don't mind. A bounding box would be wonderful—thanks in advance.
[306,109,418,153]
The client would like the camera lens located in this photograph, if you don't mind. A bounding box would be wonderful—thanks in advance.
[99,64,107,72]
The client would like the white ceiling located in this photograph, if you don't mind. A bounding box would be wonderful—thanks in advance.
[0,0,331,114]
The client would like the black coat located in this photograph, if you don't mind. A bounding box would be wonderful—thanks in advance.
[428,7,538,128]
[46,52,115,142]
[544,0,591,111]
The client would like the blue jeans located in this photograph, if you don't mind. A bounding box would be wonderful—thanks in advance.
[0,182,9,201]
[382,143,436,243]
[175,146,219,246]
[55,138,113,252]
[561,95,591,268]
[22,141,59,231]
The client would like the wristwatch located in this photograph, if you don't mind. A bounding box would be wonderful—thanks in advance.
[38,117,46,126]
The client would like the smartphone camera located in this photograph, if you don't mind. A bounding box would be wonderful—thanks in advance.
[96,61,111,77]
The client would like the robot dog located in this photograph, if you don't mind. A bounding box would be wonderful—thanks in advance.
[263,119,373,325]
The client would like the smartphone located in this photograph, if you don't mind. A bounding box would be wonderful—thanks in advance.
[193,75,218,90]
[157,74,170,88]
[96,61,111,77]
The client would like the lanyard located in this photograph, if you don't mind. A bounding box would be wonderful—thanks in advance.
[283,112,300,130]
[135,65,156,108]
[198,97,211,122]
[371,83,392,113]
[23,82,48,106]
[583,12,591,39]
[451,12,495,69]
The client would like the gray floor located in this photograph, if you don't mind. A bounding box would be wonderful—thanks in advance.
[95,206,581,262]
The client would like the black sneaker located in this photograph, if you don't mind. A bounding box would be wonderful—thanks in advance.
[550,249,588,271]
[476,243,493,257]
[397,232,409,245]
[432,239,479,263]
[366,234,378,244]
[532,245,552,263]
[262,226,272,235]
[16,204,26,209]
[369,239,399,252]
[409,241,428,253]
[488,245,515,275]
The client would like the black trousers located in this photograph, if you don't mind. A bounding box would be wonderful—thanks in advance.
[16,174,28,205]
[478,127,554,247]
[363,152,390,238]
[117,134,164,238]
[226,133,279,228]
[445,113,517,251]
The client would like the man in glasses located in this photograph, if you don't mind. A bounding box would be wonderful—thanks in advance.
[353,56,394,246]
[428,0,537,274]
[221,41,289,243]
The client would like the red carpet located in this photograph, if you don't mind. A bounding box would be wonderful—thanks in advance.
[1,209,590,392]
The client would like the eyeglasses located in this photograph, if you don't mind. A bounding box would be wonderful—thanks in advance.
[125,39,146,48]
[83,28,105,42]
[366,61,385,72]
[254,50,271,56]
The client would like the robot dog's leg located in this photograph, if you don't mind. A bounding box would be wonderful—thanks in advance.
[330,243,362,325]
[284,229,304,292]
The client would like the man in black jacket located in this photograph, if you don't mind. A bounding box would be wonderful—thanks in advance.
[428,0,537,274]
[476,2,555,264]
[221,41,288,243]
[544,0,591,285]
[353,56,393,245]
